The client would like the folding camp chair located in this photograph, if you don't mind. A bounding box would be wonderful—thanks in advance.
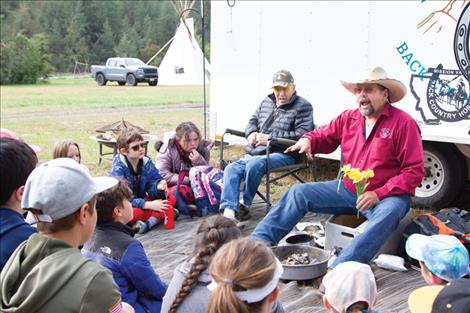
[219,128,313,210]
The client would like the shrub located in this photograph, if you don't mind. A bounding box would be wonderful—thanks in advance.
[1,33,51,84]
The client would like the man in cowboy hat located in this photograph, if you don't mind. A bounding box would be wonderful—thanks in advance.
[252,66,424,268]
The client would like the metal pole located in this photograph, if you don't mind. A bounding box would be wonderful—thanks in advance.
[179,6,207,139]
[201,0,207,139]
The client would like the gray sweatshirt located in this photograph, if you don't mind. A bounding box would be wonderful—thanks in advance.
[161,260,285,313]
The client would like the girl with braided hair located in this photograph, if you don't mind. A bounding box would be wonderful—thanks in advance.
[161,215,285,313]
[160,215,241,313]
[207,237,284,313]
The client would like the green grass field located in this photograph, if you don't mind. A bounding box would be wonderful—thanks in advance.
[1,76,340,203]
[1,76,207,175]
[1,75,206,113]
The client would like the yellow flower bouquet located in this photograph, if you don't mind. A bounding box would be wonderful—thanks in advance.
[337,164,375,218]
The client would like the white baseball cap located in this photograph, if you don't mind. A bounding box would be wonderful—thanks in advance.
[323,261,377,313]
[22,158,118,222]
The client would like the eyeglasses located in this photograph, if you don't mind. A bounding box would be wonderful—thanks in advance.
[129,143,145,151]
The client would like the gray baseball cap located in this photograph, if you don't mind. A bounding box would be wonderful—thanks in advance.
[22,158,118,222]
[272,70,294,87]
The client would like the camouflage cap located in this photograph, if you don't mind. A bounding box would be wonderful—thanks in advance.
[272,70,294,88]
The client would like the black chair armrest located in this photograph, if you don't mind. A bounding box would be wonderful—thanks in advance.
[266,137,308,166]
[268,137,297,148]
[220,129,247,169]
[224,128,246,138]
[154,140,164,152]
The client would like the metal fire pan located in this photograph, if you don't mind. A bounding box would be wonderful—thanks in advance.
[275,245,330,281]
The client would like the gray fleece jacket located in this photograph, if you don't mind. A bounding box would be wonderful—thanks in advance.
[161,259,285,313]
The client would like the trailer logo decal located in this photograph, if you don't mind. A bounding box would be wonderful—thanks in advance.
[427,66,469,122]
[410,2,470,124]
[454,3,470,82]
[417,0,467,35]
[411,65,470,123]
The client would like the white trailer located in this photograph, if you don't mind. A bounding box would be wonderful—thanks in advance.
[210,0,470,208]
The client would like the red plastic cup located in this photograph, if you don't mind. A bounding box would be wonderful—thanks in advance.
[164,207,175,230]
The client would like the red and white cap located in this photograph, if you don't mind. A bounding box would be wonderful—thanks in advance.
[0,128,41,153]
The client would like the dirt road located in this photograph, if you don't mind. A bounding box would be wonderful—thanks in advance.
[1,103,204,121]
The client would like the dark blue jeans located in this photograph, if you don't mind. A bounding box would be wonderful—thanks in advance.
[219,153,295,213]
[251,180,410,267]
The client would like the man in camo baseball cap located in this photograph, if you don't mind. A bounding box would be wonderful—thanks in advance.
[271,69,295,88]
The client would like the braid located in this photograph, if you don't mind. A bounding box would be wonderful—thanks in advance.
[168,215,239,313]
[168,246,213,313]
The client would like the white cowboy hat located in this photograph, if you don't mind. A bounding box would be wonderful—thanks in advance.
[340,66,407,103]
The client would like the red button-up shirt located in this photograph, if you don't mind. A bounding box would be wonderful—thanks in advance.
[304,104,424,199]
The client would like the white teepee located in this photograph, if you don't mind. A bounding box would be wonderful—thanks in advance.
[158,18,210,85]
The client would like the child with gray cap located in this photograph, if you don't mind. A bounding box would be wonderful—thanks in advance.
[405,233,470,285]
[0,158,134,313]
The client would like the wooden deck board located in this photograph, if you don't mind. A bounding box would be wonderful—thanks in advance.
[138,200,425,312]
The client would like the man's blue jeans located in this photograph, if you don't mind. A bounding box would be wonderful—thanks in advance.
[251,180,410,267]
[219,153,295,213]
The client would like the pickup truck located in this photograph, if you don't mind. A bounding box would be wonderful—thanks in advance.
[90,58,159,86]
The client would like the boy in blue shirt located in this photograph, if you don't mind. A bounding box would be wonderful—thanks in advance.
[0,137,38,272]
[110,129,176,234]
[82,179,167,313]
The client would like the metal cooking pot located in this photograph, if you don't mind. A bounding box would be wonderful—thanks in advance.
[285,232,315,246]
[275,245,330,281]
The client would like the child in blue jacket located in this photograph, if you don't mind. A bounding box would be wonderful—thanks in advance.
[82,179,168,313]
[0,137,38,272]
[110,129,176,233]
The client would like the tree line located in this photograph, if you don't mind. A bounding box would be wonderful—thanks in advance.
[0,0,211,84]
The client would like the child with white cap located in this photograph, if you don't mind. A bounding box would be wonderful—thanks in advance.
[405,233,470,285]
[322,261,379,313]
[0,158,134,313]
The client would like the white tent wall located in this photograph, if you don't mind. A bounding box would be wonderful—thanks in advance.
[210,1,470,145]
[210,1,370,143]
[210,0,470,209]
[158,18,210,85]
